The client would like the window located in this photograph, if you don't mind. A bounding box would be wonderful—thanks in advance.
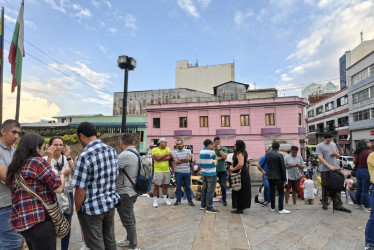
[316,106,323,115]
[339,135,348,140]
[265,113,275,126]
[371,86,374,98]
[326,120,335,131]
[325,102,334,112]
[240,115,250,126]
[200,116,208,127]
[337,95,348,107]
[353,89,369,104]
[179,117,187,128]
[338,116,349,127]
[298,113,302,126]
[61,118,66,123]
[352,68,369,84]
[317,123,324,132]
[153,118,160,128]
[137,131,144,143]
[308,125,316,132]
[353,109,370,122]
[221,115,230,127]
[307,110,314,118]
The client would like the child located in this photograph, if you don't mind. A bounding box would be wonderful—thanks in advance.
[345,174,354,205]
[302,174,314,205]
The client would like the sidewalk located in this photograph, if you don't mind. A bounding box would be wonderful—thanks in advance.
[66,191,369,250]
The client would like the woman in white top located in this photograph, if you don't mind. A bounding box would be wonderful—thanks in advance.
[43,136,75,250]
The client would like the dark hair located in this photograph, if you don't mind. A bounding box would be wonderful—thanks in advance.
[290,146,299,151]
[0,119,20,134]
[323,132,333,139]
[305,173,310,179]
[347,174,352,179]
[77,122,97,137]
[176,139,183,144]
[354,139,370,156]
[49,136,64,146]
[203,139,213,147]
[6,133,44,187]
[272,142,280,150]
[234,140,246,154]
[214,137,220,142]
[121,133,134,145]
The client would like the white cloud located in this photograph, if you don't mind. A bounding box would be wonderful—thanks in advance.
[197,0,211,8]
[257,0,297,23]
[97,44,106,54]
[45,0,92,21]
[177,0,200,18]
[108,27,117,34]
[72,4,92,19]
[44,0,68,14]
[125,14,137,29]
[5,14,38,29]
[234,10,254,25]
[281,73,293,82]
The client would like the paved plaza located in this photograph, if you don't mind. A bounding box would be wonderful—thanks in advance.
[65,189,369,250]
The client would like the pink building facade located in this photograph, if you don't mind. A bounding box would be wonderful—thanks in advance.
[147,97,307,160]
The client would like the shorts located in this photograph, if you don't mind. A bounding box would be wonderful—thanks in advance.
[153,172,171,185]
[285,179,300,192]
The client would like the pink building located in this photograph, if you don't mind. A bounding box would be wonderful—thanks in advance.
[147,97,307,160]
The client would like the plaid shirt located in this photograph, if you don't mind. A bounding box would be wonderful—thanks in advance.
[10,157,61,232]
[72,140,119,215]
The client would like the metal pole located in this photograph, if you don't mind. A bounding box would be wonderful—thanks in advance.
[0,7,4,125]
[121,68,129,133]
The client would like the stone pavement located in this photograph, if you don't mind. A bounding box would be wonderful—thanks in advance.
[64,190,369,250]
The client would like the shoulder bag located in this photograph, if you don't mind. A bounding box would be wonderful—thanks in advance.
[16,174,70,238]
[230,168,242,191]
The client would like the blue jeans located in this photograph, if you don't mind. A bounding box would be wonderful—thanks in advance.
[217,171,228,202]
[356,168,371,208]
[263,177,271,202]
[201,176,216,209]
[365,184,374,246]
[175,172,193,202]
[61,192,74,250]
[0,206,24,250]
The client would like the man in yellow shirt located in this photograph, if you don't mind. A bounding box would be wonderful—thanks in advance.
[152,138,172,208]
[365,152,374,249]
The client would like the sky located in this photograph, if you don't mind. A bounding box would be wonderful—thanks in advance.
[0,0,373,122]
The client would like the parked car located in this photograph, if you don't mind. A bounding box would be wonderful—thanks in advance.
[339,156,354,170]
[173,176,222,197]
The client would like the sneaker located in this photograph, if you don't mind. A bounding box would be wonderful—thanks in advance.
[174,201,181,206]
[162,200,172,206]
[270,208,275,212]
[364,207,372,213]
[322,204,328,210]
[206,207,219,213]
[200,207,206,210]
[222,201,227,206]
[80,246,90,250]
[153,200,158,208]
[278,209,290,214]
[140,194,150,197]
[129,248,141,250]
[334,207,351,213]
[261,201,269,207]
[188,201,195,207]
[355,204,364,209]
[231,209,243,214]
[117,239,130,247]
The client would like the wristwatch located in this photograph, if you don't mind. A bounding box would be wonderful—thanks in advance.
[66,157,72,161]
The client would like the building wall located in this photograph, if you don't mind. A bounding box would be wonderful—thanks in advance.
[175,60,234,94]
[146,97,307,160]
[246,89,277,99]
[215,82,247,100]
[302,82,339,99]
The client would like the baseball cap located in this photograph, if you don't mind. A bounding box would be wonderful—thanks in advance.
[159,138,167,142]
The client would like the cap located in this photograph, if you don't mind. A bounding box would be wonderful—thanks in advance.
[159,138,167,142]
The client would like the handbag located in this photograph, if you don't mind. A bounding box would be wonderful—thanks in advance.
[230,168,242,191]
[16,174,70,238]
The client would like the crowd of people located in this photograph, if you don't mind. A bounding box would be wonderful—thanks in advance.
[0,119,373,249]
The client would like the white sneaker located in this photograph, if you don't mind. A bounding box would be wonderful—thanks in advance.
[270,208,275,212]
[162,200,172,206]
[153,200,158,208]
[278,209,290,214]
[117,239,130,247]
[140,194,150,197]
[129,248,141,250]
[80,245,90,250]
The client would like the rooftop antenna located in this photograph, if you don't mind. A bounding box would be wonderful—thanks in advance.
[360,31,364,43]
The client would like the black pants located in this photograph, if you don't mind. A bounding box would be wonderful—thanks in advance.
[321,171,343,208]
[77,208,116,250]
[269,179,285,211]
[21,216,56,250]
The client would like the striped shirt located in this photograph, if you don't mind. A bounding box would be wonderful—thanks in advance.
[199,147,217,177]
[172,149,191,173]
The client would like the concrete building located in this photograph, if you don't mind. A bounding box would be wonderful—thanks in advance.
[146,96,307,161]
[53,114,103,124]
[175,60,234,94]
[305,88,350,154]
[302,82,339,100]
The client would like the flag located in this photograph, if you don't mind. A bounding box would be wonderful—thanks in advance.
[8,3,24,93]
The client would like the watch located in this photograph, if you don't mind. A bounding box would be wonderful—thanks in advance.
[66,157,72,161]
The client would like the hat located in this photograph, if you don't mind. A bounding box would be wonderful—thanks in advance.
[159,138,167,142]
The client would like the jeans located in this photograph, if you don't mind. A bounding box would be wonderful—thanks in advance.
[321,171,343,208]
[269,179,285,211]
[21,217,56,250]
[61,192,74,250]
[217,171,228,202]
[77,208,116,250]
[0,206,24,250]
[356,168,371,208]
[175,172,193,202]
[201,176,216,209]
[263,177,271,202]
[365,184,374,246]
[117,193,139,248]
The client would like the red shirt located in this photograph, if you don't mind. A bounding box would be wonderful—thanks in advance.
[10,157,61,232]
[354,150,373,169]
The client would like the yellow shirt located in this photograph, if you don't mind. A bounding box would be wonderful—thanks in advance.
[152,147,171,173]
[368,152,374,184]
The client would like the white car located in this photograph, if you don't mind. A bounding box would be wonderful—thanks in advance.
[339,156,354,170]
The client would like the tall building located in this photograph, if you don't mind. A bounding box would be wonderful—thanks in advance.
[301,81,339,100]
[175,60,234,94]
[339,53,347,89]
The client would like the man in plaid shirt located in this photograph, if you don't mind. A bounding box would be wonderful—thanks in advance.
[72,122,119,250]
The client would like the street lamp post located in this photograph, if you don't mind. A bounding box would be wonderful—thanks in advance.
[117,55,136,133]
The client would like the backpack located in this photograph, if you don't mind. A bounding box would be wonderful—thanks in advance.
[122,149,153,194]
[326,170,345,192]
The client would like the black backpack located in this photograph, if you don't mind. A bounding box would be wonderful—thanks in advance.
[326,170,345,192]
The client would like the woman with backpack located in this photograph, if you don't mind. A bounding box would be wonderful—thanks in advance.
[353,139,372,212]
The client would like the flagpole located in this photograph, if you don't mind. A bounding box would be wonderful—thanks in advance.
[0,7,4,125]
[15,0,23,122]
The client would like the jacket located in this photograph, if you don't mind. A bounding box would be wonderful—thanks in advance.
[265,149,287,181]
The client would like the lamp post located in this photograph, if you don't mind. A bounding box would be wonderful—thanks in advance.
[117,55,136,133]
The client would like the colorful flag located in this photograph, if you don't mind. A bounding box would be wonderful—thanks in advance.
[8,2,24,93]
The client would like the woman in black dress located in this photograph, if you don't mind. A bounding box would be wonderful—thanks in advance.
[229,140,251,214]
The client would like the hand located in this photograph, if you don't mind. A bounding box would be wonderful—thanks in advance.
[63,145,71,157]
[229,166,234,171]
[216,145,221,150]
[61,168,71,176]
[262,170,266,176]
[330,166,337,171]
[45,145,56,158]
